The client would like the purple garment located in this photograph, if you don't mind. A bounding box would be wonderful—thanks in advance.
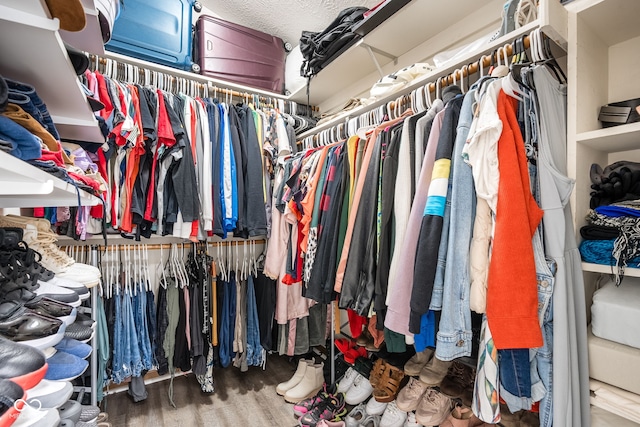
[72,147,98,173]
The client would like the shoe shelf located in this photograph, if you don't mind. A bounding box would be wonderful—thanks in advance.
[0,150,100,208]
[59,0,106,56]
[582,262,640,279]
[288,0,568,114]
[0,1,105,143]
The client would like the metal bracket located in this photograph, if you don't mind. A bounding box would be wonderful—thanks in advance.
[360,42,398,78]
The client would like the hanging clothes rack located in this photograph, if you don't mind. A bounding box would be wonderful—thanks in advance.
[297,29,559,147]
[61,239,267,252]
[88,53,318,116]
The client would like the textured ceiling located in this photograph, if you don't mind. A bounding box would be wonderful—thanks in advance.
[199,0,382,47]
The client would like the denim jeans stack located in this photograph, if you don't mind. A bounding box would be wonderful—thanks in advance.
[109,283,156,384]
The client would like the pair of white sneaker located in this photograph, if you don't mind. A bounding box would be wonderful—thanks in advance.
[338,367,374,406]
[349,400,422,427]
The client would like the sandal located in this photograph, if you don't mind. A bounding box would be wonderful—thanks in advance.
[373,362,405,403]
[369,358,386,389]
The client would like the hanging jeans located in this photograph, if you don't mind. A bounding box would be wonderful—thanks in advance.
[123,290,143,378]
[155,284,170,375]
[245,275,262,367]
[111,289,125,384]
[219,274,237,368]
[145,289,158,369]
[96,296,110,402]
[132,287,154,371]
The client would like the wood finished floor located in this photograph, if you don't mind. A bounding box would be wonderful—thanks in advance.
[104,355,299,427]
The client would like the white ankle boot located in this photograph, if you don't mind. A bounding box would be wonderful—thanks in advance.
[284,362,324,403]
[276,359,311,396]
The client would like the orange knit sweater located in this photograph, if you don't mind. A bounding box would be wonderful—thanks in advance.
[486,90,543,349]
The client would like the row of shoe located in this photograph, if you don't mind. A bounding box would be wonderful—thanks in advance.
[0,336,109,427]
[0,227,94,349]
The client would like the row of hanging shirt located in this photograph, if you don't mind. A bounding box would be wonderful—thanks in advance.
[75,68,301,242]
[266,29,585,427]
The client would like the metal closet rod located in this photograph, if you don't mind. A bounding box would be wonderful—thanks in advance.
[88,54,319,112]
[60,239,266,251]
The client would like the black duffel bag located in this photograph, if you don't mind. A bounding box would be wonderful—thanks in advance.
[300,6,369,78]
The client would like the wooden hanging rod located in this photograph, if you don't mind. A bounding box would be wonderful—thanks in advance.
[425,35,531,93]
[61,239,266,252]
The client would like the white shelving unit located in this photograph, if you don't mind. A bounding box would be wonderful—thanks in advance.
[567,0,640,423]
[289,0,567,114]
[0,1,104,143]
[582,262,640,278]
[0,151,100,208]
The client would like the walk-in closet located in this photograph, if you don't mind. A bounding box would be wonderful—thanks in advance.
[0,0,637,426]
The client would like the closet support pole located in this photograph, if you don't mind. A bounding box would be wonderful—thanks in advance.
[90,245,98,407]
[330,302,335,385]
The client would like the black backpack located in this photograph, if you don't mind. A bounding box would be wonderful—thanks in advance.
[299,7,369,78]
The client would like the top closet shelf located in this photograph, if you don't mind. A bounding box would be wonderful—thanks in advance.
[0,150,99,208]
[0,2,104,144]
[576,122,640,153]
[569,0,640,46]
[288,0,568,110]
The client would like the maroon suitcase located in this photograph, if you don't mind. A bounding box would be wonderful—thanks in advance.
[195,15,287,93]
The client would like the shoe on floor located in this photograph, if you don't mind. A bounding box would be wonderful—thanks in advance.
[54,337,91,360]
[403,411,423,427]
[26,379,73,409]
[396,377,429,412]
[372,363,405,403]
[379,401,407,427]
[293,383,336,418]
[440,402,474,427]
[43,351,88,382]
[366,397,388,416]
[404,348,434,377]
[418,356,452,387]
[0,336,47,390]
[345,403,366,427]
[316,421,346,427]
[344,373,373,405]
[337,367,358,394]
[0,379,26,426]
[439,361,476,399]
[414,388,452,426]
[277,358,312,396]
[284,363,324,404]
[369,359,386,389]
[12,404,60,427]
[58,400,82,423]
[299,392,347,427]
[360,414,382,427]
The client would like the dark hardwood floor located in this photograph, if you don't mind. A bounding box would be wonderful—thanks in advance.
[103,355,299,426]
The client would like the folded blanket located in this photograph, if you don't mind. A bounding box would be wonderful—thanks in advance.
[590,379,640,424]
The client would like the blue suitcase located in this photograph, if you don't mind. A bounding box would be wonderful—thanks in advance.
[105,0,201,72]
